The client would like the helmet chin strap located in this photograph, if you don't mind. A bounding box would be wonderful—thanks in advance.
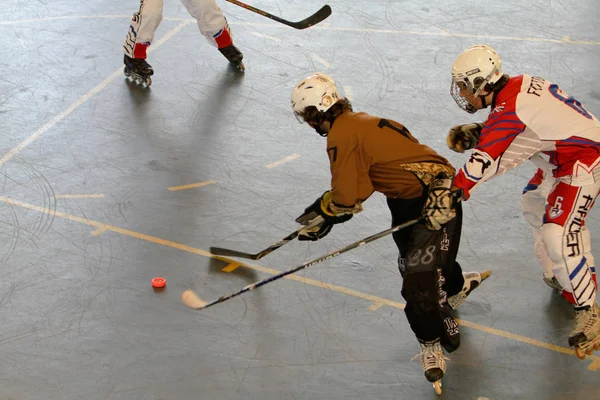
[480,94,488,108]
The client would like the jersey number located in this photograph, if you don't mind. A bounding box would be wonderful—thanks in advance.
[378,119,411,138]
[549,84,593,120]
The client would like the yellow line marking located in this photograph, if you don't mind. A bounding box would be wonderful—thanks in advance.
[1,195,599,370]
[90,226,107,236]
[55,194,105,199]
[222,263,242,272]
[368,302,385,312]
[2,16,600,46]
[0,21,192,167]
[266,154,300,169]
[168,180,215,191]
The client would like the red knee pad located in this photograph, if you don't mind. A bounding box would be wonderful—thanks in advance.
[214,27,233,49]
[133,43,149,59]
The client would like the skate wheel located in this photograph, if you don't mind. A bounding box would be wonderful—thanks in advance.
[593,342,600,351]
[586,347,594,356]
[145,77,152,86]
[575,347,586,360]
[152,277,166,288]
[433,380,442,395]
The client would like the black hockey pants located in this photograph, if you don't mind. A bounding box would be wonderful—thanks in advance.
[387,195,464,353]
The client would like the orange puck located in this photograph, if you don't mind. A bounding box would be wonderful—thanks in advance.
[152,277,166,288]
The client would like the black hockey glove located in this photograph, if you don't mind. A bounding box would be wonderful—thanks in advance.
[295,191,353,241]
[447,123,484,153]
[423,173,460,231]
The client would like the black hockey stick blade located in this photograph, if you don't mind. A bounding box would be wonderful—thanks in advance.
[288,5,332,29]
[210,216,324,260]
[225,0,332,30]
[209,246,263,260]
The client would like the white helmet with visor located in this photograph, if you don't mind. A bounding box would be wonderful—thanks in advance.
[451,45,503,113]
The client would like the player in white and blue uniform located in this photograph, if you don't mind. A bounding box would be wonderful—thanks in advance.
[447,44,600,358]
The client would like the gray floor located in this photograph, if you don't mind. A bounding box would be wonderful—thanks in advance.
[1,0,600,399]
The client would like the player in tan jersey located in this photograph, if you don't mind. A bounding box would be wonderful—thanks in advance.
[290,73,491,392]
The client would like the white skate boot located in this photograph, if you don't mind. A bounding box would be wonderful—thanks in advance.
[568,303,600,359]
[447,270,492,310]
[543,275,563,291]
[414,339,447,395]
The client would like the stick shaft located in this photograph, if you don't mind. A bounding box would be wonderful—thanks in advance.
[210,216,324,260]
[197,217,422,309]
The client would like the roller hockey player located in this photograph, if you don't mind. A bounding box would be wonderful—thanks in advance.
[123,0,244,86]
[291,72,491,394]
[448,44,600,359]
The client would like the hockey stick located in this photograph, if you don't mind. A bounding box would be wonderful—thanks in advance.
[225,0,332,30]
[210,216,324,260]
[182,217,422,310]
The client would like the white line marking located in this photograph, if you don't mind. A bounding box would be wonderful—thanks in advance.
[0,20,192,167]
[343,86,353,101]
[266,154,300,168]
[250,31,281,42]
[311,53,331,69]
[0,15,188,25]
[1,16,599,46]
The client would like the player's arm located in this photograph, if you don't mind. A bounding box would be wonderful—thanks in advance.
[453,110,537,199]
[295,136,366,241]
[447,123,484,153]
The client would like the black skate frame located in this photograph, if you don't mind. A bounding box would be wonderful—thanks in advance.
[225,0,332,29]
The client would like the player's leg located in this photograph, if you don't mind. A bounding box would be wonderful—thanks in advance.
[123,0,164,84]
[540,178,600,353]
[436,203,491,310]
[387,196,457,386]
[521,168,561,289]
[179,0,244,70]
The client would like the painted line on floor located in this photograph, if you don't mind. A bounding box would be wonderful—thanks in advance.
[168,180,215,191]
[222,263,242,272]
[55,194,105,199]
[90,227,107,236]
[368,301,384,312]
[0,20,192,168]
[2,15,599,46]
[250,31,281,42]
[311,54,331,69]
[0,15,189,25]
[1,195,599,371]
[266,154,300,169]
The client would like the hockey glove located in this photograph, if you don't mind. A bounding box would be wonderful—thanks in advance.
[447,123,484,153]
[295,191,353,241]
[423,173,459,231]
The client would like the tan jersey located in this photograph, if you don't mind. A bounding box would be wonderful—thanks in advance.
[327,111,455,207]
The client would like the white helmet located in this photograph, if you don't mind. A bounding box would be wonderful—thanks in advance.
[291,72,340,122]
[451,45,503,113]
